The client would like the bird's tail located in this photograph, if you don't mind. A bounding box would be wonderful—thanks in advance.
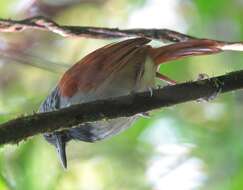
[149,39,243,65]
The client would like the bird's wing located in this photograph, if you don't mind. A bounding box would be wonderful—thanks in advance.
[58,38,151,97]
[38,86,60,112]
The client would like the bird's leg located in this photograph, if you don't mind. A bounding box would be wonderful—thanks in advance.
[156,72,177,85]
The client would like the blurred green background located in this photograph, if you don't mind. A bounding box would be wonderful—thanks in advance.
[1,0,243,189]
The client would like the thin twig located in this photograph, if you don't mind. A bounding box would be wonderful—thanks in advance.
[0,16,196,42]
[0,70,243,145]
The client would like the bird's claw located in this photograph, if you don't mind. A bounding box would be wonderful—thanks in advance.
[197,77,224,102]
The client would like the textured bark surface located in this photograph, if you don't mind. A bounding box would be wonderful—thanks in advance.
[0,70,243,145]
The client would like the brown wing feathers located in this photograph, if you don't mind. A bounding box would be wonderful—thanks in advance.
[58,38,151,97]
[58,38,228,97]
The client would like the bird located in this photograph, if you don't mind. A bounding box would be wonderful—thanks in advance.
[38,37,243,168]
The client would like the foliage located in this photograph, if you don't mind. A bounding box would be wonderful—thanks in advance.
[0,0,243,189]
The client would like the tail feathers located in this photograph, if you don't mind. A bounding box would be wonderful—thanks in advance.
[220,42,243,51]
[149,39,243,65]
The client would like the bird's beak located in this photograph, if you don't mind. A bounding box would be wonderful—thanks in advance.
[55,134,67,169]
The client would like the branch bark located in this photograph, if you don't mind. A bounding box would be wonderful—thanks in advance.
[0,16,196,42]
[1,70,243,145]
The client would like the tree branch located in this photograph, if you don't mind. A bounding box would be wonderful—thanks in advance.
[0,16,196,42]
[0,70,243,145]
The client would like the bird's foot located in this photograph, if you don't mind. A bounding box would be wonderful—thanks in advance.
[197,76,224,102]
